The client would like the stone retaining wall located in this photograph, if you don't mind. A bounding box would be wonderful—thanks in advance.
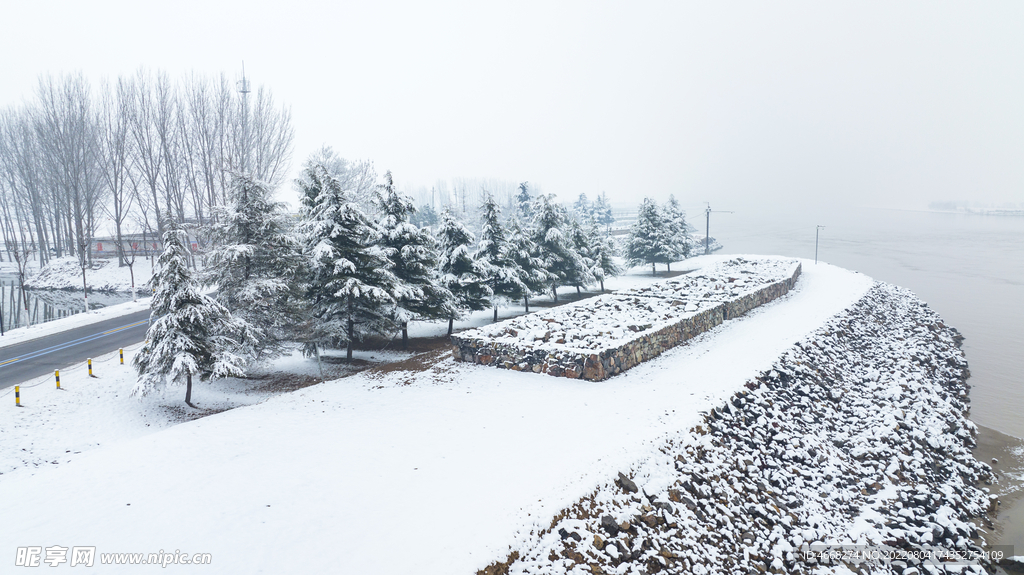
[452,259,801,382]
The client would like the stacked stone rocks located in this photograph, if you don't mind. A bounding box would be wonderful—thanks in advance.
[482,283,993,575]
[452,258,802,382]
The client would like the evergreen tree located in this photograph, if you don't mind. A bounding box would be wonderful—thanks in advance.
[572,193,592,221]
[475,193,525,321]
[506,216,549,313]
[374,171,457,348]
[531,194,591,301]
[626,197,672,276]
[410,202,439,228]
[437,207,491,334]
[593,192,615,230]
[204,174,303,362]
[515,181,533,222]
[566,217,597,293]
[298,163,400,361]
[662,194,690,271]
[133,227,247,407]
[587,216,622,291]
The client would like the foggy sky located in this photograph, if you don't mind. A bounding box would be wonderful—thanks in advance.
[3,1,1021,211]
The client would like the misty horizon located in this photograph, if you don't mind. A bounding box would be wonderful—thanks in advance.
[2,1,1021,213]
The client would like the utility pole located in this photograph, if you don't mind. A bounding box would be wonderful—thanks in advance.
[815,225,825,264]
[704,203,734,255]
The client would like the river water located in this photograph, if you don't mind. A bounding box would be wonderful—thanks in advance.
[700,204,1024,441]
[0,276,134,332]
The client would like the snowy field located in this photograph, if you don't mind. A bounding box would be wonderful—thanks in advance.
[0,256,872,573]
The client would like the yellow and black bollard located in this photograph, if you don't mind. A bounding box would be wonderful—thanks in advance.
[56,369,61,389]
[120,349,124,365]
[15,386,21,407]
[88,358,95,378]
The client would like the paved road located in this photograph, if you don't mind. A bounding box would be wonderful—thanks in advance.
[0,310,151,389]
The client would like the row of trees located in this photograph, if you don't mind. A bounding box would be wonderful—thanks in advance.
[0,70,293,272]
[134,154,623,403]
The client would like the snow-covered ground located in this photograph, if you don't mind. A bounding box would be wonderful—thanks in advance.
[0,256,873,573]
[23,255,154,292]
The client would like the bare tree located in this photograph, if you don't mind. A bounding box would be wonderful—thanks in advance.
[246,86,293,188]
[97,76,136,267]
[303,146,376,211]
[33,73,103,310]
[127,69,166,237]
[154,72,186,226]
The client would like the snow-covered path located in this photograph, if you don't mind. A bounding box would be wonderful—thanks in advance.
[0,257,872,573]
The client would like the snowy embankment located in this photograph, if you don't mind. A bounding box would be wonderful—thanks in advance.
[23,255,153,292]
[454,258,799,380]
[501,283,995,574]
[0,257,873,574]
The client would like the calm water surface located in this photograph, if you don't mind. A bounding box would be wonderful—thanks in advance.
[0,276,134,331]
[703,205,1024,440]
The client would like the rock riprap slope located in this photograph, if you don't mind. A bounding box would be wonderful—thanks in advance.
[452,258,802,381]
[487,283,993,575]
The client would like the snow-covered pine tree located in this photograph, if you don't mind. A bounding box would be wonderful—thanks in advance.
[626,197,671,276]
[437,207,491,334]
[587,215,622,291]
[572,193,592,221]
[515,181,533,222]
[204,174,304,362]
[506,216,549,313]
[409,202,439,229]
[476,193,525,322]
[531,194,591,302]
[593,191,615,230]
[662,194,690,271]
[566,217,597,293]
[298,163,400,362]
[133,226,248,407]
[374,171,457,348]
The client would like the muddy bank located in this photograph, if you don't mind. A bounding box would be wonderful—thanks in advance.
[974,424,1024,553]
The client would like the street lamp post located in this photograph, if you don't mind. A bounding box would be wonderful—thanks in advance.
[815,225,825,264]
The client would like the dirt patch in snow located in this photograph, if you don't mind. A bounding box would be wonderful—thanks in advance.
[160,403,235,423]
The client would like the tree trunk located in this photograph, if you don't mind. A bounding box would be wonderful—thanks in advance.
[402,322,409,350]
[185,372,194,407]
[128,264,136,302]
[600,278,605,292]
[447,317,454,336]
[81,266,88,311]
[347,298,355,362]
[576,285,581,294]
[493,306,498,322]
[667,262,671,272]
[652,263,656,276]
[552,285,558,303]
[524,295,529,313]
